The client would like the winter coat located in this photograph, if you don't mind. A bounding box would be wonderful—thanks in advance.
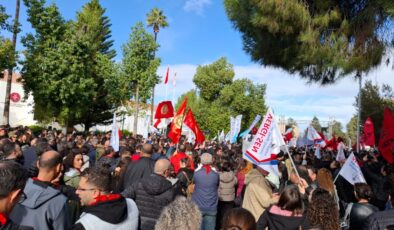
[121,157,155,192]
[362,209,394,230]
[122,173,175,230]
[73,197,138,230]
[64,168,81,188]
[10,178,71,230]
[219,171,237,202]
[349,202,379,230]
[242,169,277,221]
[257,205,309,230]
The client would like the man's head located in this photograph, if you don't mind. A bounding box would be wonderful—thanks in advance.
[37,150,63,181]
[76,167,112,206]
[200,153,213,166]
[141,144,153,157]
[177,144,186,153]
[0,142,22,161]
[154,159,171,178]
[0,161,28,214]
[0,126,7,138]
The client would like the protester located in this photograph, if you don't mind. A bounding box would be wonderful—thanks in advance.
[0,161,33,230]
[155,196,202,230]
[123,159,176,230]
[242,167,279,221]
[217,161,237,229]
[176,156,194,197]
[74,167,138,230]
[170,144,195,174]
[307,188,340,230]
[192,153,220,230]
[221,208,256,230]
[10,150,71,230]
[63,149,84,188]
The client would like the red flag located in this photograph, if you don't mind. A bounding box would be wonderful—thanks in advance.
[164,67,169,84]
[283,128,293,142]
[184,109,205,144]
[379,108,394,164]
[168,98,187,143]
[363,117,375,146]
[154,101,174,128]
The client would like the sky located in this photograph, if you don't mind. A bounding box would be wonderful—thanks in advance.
[2,0,394,130]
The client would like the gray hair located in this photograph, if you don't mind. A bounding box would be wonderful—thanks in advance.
[155,196,202,230]
[200,152,213,165]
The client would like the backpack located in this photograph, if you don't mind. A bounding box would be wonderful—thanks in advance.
[181,171,194,198]
[340,203,353,230]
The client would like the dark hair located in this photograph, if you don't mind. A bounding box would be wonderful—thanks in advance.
[177,144,186,153]
[221,161,232,172]
[38,151,63,169]
[221,208,256,230]
[81,167,111,192]
[180,157,190,168]
[277,184,304,215]
[354,183,373,200]
[63,150,83,171]
[1,142,16,159]
[307,188,340,230]
[0,161,28,197]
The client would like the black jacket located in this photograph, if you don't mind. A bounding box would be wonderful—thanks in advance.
[362,208,394,230]
[123,173,175,230]
[257,206,309,230]
[0,219,33,230]
[121,157,155,192]
[349,202,379,230]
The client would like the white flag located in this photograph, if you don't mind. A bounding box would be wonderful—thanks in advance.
[219,130,225,143]
[338,153,366,185]
[225,131,231,142]
[243,108,285,176]
[110,113,120,152]
[336,142,346,161]
[307,126,322,141]
[231,115,243,143]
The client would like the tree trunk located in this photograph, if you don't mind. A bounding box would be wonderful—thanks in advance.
[2,0,20,125]
[150,31,158,126]
[133,85,140,136]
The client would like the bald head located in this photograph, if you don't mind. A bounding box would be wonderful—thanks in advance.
[154,159,171,176]
[141,144,153,156]
[38,150,63,170]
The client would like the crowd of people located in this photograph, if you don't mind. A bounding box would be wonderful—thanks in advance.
[0,124,393,230]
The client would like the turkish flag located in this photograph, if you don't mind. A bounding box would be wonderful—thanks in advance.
[363,117,375,146]
[168,98,187,143]
[164,67,169,84]
[378,108,394,164]
[184,109,205,144]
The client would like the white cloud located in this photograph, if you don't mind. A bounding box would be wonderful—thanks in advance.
[155,63,394,128]
[183,0,212,15]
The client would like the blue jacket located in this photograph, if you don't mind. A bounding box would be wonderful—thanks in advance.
[192,167,219,212]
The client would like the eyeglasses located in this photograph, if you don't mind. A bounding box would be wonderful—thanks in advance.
[18,191,27,203]
[76,187,98,192]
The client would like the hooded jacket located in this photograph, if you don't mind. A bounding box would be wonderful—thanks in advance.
[219,171,237,202]
[10,178,70,230]
[242,169,277,221]
[257,205,309,230]
[73,197,138,230]
[123,173,175,230]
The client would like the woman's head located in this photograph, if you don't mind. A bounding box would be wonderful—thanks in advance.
[180,157,190,169]
[307,188,340,230]
[277,184,304,215]
[354,183,373,201]
[316,168,334,194]
[64,149,84,170]
[221,208,256,230]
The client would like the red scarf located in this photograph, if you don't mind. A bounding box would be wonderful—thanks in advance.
[203,165,211,174]
[89,194,122,206]
[0,213,7,226]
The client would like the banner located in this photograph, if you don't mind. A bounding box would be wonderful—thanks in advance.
[110,113,120,152]
[243,108,285,176]
[184,109,205,144]
[231,115,243,143]
[336,141,346,162]
[378,108,394,164]
[338,153,366,185]
[219,130,225,143]
[307,126,326,147]
[168,97,187,144]
[239,115,261,138]
[363,117,375,146]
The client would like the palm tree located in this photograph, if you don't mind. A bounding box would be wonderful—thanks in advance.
[146,7,168,125]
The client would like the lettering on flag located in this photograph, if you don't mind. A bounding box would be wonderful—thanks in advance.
[338,153,366,185]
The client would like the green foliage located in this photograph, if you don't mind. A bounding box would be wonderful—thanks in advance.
[331,120,346,139]
[0,5,14,70]
[346,115,358,145]
[193,57,234,101]
[311,116,322,132]
[28,125,45,136]
[224,0,394,84]
[177,58,267,136]
[121,22,160,102]
[355,80,394,143]
[21,0,116,130]
[146,7,169,36]
[286,117,297,129]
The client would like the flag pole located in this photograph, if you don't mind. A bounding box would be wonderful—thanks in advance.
[175,107,188,150]
[283,143,301,179]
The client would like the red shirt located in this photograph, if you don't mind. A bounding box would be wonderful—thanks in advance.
[170,152,195,174]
